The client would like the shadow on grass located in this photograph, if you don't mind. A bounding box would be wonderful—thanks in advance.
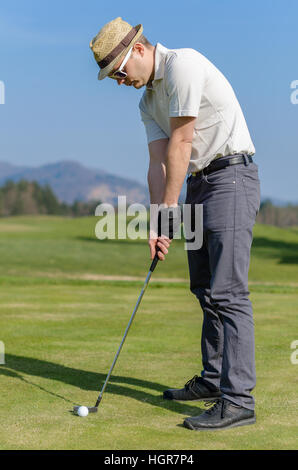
[1,354,204,416]
[252,237,298,264]
[0,367,75,405]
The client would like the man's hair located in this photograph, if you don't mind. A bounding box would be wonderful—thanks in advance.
[138,34,152,47]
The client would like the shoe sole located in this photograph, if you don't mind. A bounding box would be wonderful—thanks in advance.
[183,416,256,431]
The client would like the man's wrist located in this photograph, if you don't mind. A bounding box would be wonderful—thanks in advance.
[160,202,179,208]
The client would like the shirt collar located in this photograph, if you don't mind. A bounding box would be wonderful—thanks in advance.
[146,42,169,90]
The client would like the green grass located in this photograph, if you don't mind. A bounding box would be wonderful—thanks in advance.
[0,216,297,450]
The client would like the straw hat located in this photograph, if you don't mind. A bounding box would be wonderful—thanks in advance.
[90,17,143,81]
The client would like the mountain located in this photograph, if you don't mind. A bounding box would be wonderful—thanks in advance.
[0,161,150,205]
[3,160,293,208]
[0,162,28,179]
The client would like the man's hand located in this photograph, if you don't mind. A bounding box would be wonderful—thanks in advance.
[148,233,172,261]
[148,206,181,261]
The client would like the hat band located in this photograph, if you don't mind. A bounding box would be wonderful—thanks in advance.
[97,25,141,70]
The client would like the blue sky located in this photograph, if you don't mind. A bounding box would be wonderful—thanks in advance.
[0,0,297,202]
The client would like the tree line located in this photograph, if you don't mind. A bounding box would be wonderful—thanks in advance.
[256,199,298,227]
[0,180,297,226]
[0,180,101,217]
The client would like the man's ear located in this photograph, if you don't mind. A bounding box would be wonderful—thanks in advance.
[133,42,145,57]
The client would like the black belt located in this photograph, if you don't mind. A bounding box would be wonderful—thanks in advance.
[191,154,253,177]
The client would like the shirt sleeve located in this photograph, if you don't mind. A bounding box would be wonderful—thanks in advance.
[139,102,168,144]
[165,51,204,118]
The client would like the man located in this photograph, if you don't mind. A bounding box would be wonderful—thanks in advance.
[90,17,261,431]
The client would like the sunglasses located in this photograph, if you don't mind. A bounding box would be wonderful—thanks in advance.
[109,47,133,80]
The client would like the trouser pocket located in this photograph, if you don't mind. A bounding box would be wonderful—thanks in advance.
[239,165,261,220]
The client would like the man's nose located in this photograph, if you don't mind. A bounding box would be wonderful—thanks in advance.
[117,78,126,86]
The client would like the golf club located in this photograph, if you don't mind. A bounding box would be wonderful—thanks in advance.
[73,248,161,415]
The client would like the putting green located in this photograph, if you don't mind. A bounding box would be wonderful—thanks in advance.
[0,217,297,449]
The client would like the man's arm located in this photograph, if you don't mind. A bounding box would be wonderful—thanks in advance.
[147,138,169,204]
[147,116,195,206]
[147,116,195,260]
[162,116,196,207]
[147,138,171,261]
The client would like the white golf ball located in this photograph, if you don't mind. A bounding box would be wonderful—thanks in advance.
[77,406,89,417]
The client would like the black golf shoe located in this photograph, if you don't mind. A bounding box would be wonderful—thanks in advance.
[163,375,221,401]
[183,398,256,431]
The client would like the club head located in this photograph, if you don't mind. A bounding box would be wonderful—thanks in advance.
[73,406,98,414]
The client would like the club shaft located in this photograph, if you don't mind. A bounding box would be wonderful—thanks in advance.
[95,269,153,406]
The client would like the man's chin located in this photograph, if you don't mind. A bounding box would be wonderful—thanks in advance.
[133,81,144,89]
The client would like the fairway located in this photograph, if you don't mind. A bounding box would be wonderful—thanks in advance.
[0,216,297,450]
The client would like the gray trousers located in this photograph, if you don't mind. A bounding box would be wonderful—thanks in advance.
[185,155,261,410]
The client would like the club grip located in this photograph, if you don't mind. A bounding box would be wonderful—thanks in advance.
[149,246,161,273]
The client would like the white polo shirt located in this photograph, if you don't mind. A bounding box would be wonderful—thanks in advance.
[139,43,255,173]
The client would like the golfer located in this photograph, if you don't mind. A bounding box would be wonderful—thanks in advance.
[90,17,261,431]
